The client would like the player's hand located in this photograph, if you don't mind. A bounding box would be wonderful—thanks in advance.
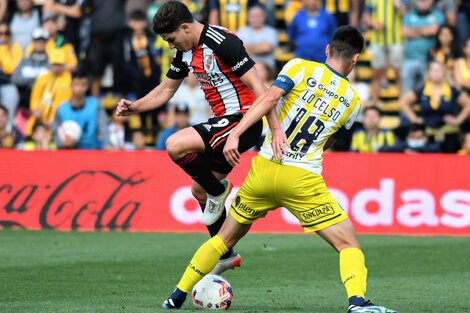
[223,134,241,167]
[116,99,136,116]
[271,128,288,160]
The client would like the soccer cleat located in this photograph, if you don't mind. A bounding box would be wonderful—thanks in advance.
[209,250,242,275]
[202,179,233,226]
[161,298,181,310]
[348,300,398,313]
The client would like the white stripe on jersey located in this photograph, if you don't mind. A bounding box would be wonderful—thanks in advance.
[207,27,225,44]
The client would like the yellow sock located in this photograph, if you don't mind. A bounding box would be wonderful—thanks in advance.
[176,235,229,293]
[340,247,368,299]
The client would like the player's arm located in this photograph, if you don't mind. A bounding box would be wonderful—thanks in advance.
[224,86,286,167]
[116,76,183,116]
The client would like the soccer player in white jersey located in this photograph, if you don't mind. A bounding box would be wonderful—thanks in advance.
[161,26,398,313]
[117,1,285,278]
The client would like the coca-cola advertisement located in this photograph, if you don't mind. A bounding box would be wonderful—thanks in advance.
[0,150,469,235]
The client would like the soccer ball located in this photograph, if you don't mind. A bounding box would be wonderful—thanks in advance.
[192,275,233,310]
[57,120,82,144]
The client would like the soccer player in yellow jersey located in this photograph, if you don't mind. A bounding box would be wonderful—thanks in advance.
[161,26,397,313]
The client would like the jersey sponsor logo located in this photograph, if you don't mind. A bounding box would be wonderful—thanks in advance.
[317,83,351,107]
[306,77,317,88]
[170,64,181,72]
[299,204,335,223]
[204,54,215,71]
[231,57,249,72]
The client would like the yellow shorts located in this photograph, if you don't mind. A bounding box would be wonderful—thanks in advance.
[230,156,348,233]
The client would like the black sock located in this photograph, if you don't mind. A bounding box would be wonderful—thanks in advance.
[175,153,224,196]
[199,202,232,260]
[170,287,187,307]
[349,296,366,306]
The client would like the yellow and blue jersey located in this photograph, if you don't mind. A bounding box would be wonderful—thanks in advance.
[259,58,361,175]
[323,0,351,14]
[366,0,402,46]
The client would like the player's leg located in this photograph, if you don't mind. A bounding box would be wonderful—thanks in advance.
[191,178,239,266]
[194,115,262,225]
[317,221,397,312]
[166,127,228,201]
[162,155,275,310]
[162,214,251,310]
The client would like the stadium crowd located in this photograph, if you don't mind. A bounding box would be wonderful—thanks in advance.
[0,0,469,154]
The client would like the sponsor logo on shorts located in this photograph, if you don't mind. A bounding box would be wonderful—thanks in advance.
[235,197,261,217]
[299,204,335,223]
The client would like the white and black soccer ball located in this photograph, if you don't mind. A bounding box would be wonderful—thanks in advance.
[192,275,233,310]
[57,120,82,144]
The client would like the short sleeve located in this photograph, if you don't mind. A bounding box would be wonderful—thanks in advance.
[271,59,304,93]
[166,50,190,80]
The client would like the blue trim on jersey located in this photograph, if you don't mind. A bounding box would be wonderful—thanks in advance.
[272,75,295,93]
[325,63,348,80]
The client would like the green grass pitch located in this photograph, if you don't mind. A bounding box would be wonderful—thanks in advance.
[1,230,469,312]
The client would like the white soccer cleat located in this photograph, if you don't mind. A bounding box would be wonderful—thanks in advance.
[348,301,398,313]
[202,179,233,226]
[209,250,242,275]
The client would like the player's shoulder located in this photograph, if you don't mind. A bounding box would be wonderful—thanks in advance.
[203,25,240,47]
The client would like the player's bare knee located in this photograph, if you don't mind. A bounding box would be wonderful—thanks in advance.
[166,134,184,159]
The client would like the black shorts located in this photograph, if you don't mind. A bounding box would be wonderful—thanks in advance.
[193,114,263,174]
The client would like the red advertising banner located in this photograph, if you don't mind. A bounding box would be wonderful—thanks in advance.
[0,150,469,235]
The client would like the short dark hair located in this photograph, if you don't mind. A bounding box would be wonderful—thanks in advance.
[363,106,381,116]
[408,123,426,134]
[152,1,194,34]
[72,70,91,81]
[128,10,147,22]
[329,26,364,59]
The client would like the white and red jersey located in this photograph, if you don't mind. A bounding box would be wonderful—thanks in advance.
[166,24,256,117]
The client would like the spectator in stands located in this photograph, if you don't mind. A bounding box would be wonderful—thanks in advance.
[457,0,470,46]
[107,110,128,150]
[454,37,470,94]
[53,72,108,149]
[0,0,7,22]
[236,5,278,70]
[408,0,457,26]
[350,106,396,153]
[323,0,360,27]
[155,103,190,150]
[28,12,78,72]
[384,123,441,153]
[0,21,22,127]
[363,0,406,106]
[399,61,470,152]
[457,132,470,155]
[0,104,23,148]
[288,0,336,63]
[125,9,161,140]
[427,24,461,84]
[129,129,149,150]
[401,0,445,95]
[9,0,41,51]
[167,74,210,126]
[11,27,50,111]
[208,0,259,32]
[81,0,128,96]
[42,0,84,57]
[22,122,56,150]
[26,49,72,136]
